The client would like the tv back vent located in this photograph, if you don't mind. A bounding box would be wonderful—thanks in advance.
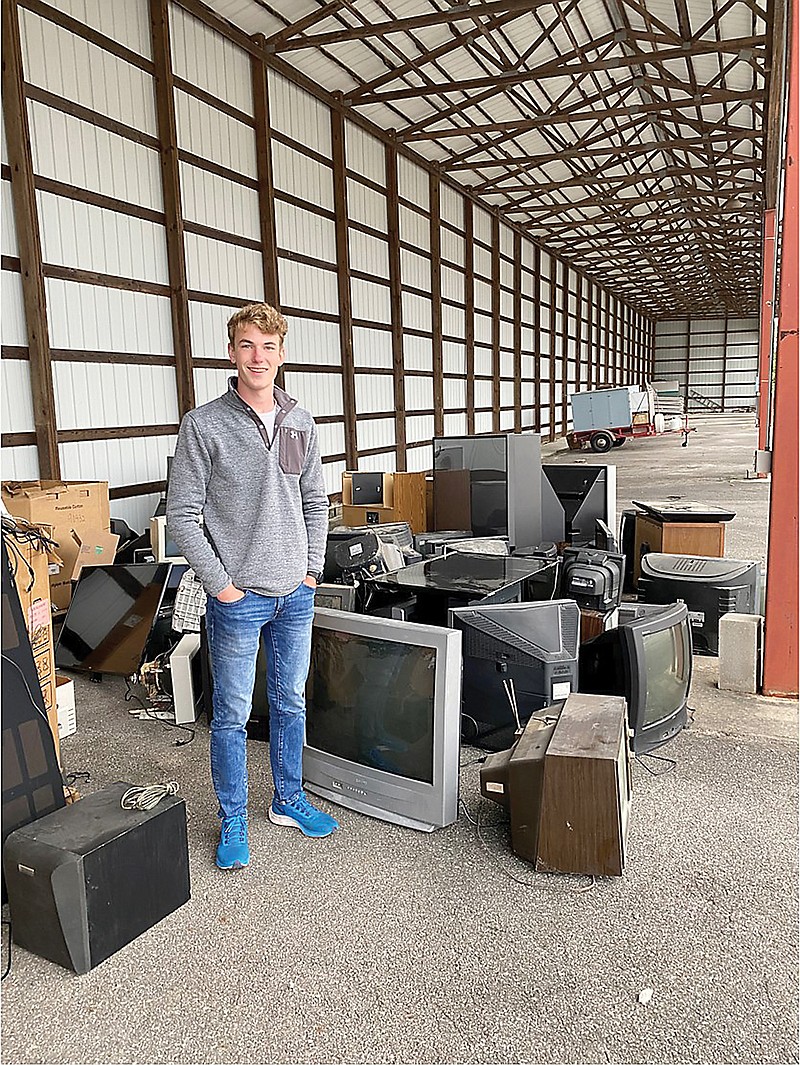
[456,602,580,664]
[646,554,757,580]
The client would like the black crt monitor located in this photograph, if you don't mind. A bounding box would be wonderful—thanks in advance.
[303,609,462,832]
[449,599,580,751]
[579,601,692,753]
[373,553,559,626]
[559,547,625,613]
[55,563,172,675]
[314,583,357,612]
[637,553,761,655]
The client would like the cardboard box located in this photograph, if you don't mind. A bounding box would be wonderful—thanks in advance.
[2,480,111,612]
[55,674,77,739]
[4,519,63,765]
[68,527,120,580]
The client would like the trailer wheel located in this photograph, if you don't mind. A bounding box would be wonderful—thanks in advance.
[590,431,614,453]
[612,437,626,447]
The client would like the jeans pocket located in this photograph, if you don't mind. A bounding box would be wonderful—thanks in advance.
[215,590,249,607]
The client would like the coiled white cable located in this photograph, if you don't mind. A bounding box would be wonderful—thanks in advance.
[120,782,180,810]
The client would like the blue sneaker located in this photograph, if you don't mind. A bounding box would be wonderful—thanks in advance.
[269,793,339,838]
[216,814,249,870]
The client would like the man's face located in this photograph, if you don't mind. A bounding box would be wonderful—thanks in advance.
[228,323,285,396]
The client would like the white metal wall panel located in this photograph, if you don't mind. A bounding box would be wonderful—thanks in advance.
[268,72,332,158]
[406,414,435,443]
[474,246,492,280]
[356,417,395,452]
[323,459,346,496]
[357,450,396,473]
[441,265,463,302]
[275,202,337,262]
[499,409,514,431]
[287,318,341,365]
[402,292,431,333]
[174,90,256,178]
[1,271,27,345]
[474,411,493,433]
[194,366,233,406]
[60,434,177,486]
[283,371,343,418]
[474,348,492,375]
[398,157,429,210]
[36,191,169,284]
[405,377,433,412]
[350,278,391,324]
[349,230,389,278]
[345,123,385,184]
[352,326,393,369]
[475,314,492,345]
[184,232,264,300]
[499,224,513,258]
[473,208,492,244]
[27,102,163,211]
[475,278,492,313]
[355,373,393,414]
[398,206,429,250]
[106,493,160,535]
[272,142,333,209]
[440,186,464,229]
[316,422,345,459]
[403,335,432,372]
[522,381,535,407]
[46,279,173,353]
[2,360,35,432]
[443,342,465,375]
[46,0,152,57]
[443,411,467,435]
[188,301,240,360]
[19,10,156,135]
[169,4,253,115]
[278,260,339,315]
[443,378,466,410]
[475,380,493,407]
[180,163,260,239]
[405,443,430,473]
[441,304,465,338]
[440,228,463,266]
[2,180,19,256]
[500,322,513,351]
[400,249,431,291]
[500,351,514,377]
[53,363,179,430]
[346,181,386,231]
[2,446,40,480]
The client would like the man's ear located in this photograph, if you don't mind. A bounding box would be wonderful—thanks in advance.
[227,343,235,363]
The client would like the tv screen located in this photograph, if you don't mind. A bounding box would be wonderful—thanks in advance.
[303,609,462,832]
[449,599,580,751]
[55,563,172,675]
[579,602,692,753]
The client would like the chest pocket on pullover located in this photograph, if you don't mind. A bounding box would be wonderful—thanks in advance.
[279,427,308,475]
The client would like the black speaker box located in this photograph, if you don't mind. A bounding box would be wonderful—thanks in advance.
[3,781,190,974]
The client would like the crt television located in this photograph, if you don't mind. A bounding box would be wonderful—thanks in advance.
[637,553,761,655]
[449,599,580,751]
[579,601,692,753]
[303,609,462,832]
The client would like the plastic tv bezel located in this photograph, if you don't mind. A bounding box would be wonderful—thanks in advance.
[302,608,463,833]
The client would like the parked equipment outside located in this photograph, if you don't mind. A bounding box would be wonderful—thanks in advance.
[567,384,692,453]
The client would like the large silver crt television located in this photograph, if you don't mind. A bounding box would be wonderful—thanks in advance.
[303,609,463,832]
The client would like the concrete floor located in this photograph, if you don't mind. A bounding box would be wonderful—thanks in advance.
[2,413,797,1065]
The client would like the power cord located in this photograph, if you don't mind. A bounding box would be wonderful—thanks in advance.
[120,782,179,811]
[2,920,12,981]
[124,678,195,746]
[635,750,677,776]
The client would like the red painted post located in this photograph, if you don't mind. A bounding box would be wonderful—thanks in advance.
[756,209,776,460]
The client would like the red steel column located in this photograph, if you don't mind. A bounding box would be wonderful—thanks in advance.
[762,4,798,697]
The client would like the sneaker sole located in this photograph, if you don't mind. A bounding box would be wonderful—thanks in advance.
[268,807,336,838]
[216,858,249,870]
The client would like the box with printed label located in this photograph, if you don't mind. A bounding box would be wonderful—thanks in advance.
[2,480,111,611]
[56,674,77,739]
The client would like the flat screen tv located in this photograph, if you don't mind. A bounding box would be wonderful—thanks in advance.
[303,609,462,832]
[637,553,761,655]
[579,601,692,753]
[449,599,580,751]
[55,563,172,675]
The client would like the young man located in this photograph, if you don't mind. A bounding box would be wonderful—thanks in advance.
[167,303,337,871]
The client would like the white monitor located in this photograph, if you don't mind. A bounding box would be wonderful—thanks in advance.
[303,609,462,832]
[169,632,203,725]
[150,516,187,564]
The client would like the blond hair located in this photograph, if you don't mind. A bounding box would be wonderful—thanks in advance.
[227,303,288,345]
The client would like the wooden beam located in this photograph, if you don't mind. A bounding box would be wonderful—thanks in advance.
[513,229,522,432]
[385,141,407,470]
[464,200,475,435]
[2,0,59,477]
[430,170,444,438]
[251,37,280,309]
[491,213,501,433]
[548,253,556,440]
[149,0,195,417]
[264,1,351,49]
[331,108,358,470]
[533,242,542,433]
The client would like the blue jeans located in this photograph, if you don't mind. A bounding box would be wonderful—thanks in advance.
[205,582,316,819]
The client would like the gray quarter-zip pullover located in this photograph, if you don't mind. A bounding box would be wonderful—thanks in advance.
[166,378,328,597]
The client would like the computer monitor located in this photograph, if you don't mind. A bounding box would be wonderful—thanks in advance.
[150,516,187,565]
[579,602,692,753]
[314,583,356,612]
[541,464,616,546]
[55,563,173,675]
[449,599,580,751]
[637,553,761,655]
[303,609,462,832]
